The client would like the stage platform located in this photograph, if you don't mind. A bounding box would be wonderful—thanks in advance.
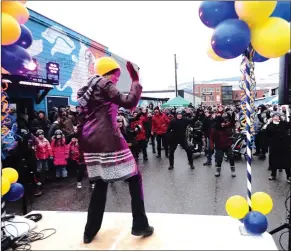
[28,211,277,250]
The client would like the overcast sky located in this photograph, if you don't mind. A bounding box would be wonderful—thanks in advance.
[27,1,280,90]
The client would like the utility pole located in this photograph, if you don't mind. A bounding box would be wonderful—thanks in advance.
[174,54,178,97]
[193,77,195,107]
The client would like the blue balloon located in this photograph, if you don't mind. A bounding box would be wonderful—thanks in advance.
[5,183,24,202]
[15,25,33,49]
[271,1,291,22]
[199,1,238,29]
[244,211,268,235]
[1,44,32,75]
[211,19,251,59]
[253,51,269,63]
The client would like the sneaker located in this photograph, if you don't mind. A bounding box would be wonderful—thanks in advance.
[77,182,82,189]
[156,155,161,158]
[131,226,154,237]
[287,178,291,184]
[215,168,221,177]
[168,166,174,170]
[269,176,276,180]
[203,162,211,166]
[231,167,236,178]
[34,190,43,196]
[91,183,95,189]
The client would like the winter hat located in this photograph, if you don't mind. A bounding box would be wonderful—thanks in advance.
[54,129,63,136]
[271,112,281,118]
[67,133,78,143]
[36,129,44,136]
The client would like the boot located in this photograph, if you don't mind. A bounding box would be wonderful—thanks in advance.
[215,167,221,177]
[132,226,154,237]
[189,163,195,169]
[168,166,174,170]
[230,166,236,177]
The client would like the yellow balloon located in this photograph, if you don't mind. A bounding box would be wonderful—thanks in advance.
[1,177,11,196]
[251,192,273,215]
[2,168,19,184]
[1,13,21,46]
[207,44,227,62]
[2,1,30,24]
[251,17,291,58]
[235,1,277,27]
[225,195,249,219]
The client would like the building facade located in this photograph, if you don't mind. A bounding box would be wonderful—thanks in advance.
[5,9,137,116]
[194,83,222,106]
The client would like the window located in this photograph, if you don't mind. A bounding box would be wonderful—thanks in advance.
[202,88,206,93]
[207,88,214,92]
[208,96,214,102]
[202,96,207,102]
[216,95,221,102]
[216,88,220,92]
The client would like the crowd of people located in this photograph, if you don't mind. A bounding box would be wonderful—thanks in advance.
[4,101,289,198]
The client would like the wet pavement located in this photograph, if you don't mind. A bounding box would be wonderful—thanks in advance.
[6,147,290,249]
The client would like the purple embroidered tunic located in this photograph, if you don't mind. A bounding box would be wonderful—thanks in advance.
[77,75,142,181]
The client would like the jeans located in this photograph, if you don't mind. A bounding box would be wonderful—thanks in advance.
[205,137,212,163]
[84,172,149,238]
[156,134,168,156]
[149,135,156,153]
[36,159,49,184]
[216,147,235,168]
[136,140,148,159]
[36,159,48,172]
[169,139,193,167]
[56,165,68,178]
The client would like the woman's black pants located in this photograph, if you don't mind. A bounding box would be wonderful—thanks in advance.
[84,172,149,238]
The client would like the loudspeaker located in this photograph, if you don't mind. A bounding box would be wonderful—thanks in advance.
[278,52,291,105]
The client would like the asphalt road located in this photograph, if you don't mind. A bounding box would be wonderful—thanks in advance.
[7,147,291,249]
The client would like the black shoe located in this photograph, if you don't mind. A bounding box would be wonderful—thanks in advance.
[259,155,266,160]
[203,162,211,166]
[34,190,43,196]
[131,226,154,237]
[165,154,169,158]
[189,163,195,169]
[83,235,94,244]
[253,152,260,156]
[156,155,161,158]
[143,157,148,161]
[168,166,174,170]
[153,150,156,154]
[279,169,283,172]
[268,176,276,180]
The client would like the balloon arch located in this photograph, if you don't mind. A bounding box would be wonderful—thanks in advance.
[199,1,290,235]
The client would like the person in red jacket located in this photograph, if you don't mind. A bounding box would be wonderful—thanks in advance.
[32,129,53,184]
[151,107,170,158]
[51,129,68,178]
[131,111,148,161]
[66,133,95,189]
[210,113,236,178]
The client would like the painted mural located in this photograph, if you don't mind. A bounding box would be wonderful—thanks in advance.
[25,9,135,111]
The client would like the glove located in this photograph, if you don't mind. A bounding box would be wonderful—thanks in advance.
[126,61,139,82]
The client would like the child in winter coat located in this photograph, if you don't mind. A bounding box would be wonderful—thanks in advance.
[51,129,68,178]
[32,129,53,184]
[66,133,94,189]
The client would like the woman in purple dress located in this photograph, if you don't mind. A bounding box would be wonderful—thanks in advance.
[77,57,153,244]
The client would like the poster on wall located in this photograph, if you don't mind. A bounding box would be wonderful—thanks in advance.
[221,86,233,105]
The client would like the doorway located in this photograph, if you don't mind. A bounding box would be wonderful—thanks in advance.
[9,98,34,118]
[46,96,69,113]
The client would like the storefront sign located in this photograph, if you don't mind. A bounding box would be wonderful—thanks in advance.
[46,62,60,75]
[1,74,57,87]
[202,92,212,96]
